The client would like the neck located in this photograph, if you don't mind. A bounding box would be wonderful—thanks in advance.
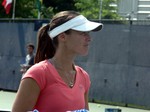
[50,57,76,88]
[54,45,76,67]
[28,53,33,56]
[51,57,75,72]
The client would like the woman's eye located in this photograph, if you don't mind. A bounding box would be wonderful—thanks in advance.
[80,32,89,36]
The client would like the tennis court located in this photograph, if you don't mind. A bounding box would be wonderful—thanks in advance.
[1,90,150,112]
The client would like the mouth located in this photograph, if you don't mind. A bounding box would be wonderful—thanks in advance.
[84,43,89,46]
[84,44,88,46]
[84,44,89,48]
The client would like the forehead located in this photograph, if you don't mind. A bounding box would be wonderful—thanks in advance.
[27,46,33,49]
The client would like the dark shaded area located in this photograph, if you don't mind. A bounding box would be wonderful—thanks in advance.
[42,0,77,13]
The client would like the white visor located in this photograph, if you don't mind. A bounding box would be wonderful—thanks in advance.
[48,15,103,39]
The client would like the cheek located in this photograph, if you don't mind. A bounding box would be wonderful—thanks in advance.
[67,36,89,55]
[69,41,81,51]
[80,46,89,56]
[73,41,89,55]
[69,37,81,47]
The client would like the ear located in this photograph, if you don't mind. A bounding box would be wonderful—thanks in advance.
[58,33,66,41]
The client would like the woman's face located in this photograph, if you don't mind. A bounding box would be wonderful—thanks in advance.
[64,30,91,56]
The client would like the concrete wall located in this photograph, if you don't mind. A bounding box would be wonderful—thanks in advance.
[0,21,150,109]
[0,22,37,90]
[76,24,150,108]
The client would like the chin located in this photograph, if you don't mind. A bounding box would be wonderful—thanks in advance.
[80,52,88,56]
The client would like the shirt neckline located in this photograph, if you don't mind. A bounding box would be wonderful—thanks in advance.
[47,59,78,89]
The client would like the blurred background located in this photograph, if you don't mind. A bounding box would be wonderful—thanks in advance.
[0,0,150,111]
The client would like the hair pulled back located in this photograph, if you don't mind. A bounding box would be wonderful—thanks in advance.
[34,11,80,63]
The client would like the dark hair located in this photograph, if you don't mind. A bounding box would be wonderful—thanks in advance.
[27,43,34,50]
[34,11,80,63]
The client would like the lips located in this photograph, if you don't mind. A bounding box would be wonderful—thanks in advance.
[84,44,89,47]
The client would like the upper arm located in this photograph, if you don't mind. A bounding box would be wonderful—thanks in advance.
[84,91,89,110]
[12,78,40,112]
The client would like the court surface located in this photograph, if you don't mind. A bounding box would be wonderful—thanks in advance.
[0,90,150,112]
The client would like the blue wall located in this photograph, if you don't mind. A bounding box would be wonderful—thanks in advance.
[0,21,150,109]
[0,22,37,90]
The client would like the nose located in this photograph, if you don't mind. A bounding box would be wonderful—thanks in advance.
[84,33,91,42]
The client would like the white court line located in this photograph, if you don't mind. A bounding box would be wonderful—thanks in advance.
[89,103,150,112]
[1,91,150,112]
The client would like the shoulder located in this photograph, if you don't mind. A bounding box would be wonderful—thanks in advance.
[75,65,90,81]
[75,65,91,92]
[75,65,89,76]
[22,60,50,90]
[33,59,49,68]
[23,60,49,77]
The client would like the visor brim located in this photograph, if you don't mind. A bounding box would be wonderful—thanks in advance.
[71,21,103,32]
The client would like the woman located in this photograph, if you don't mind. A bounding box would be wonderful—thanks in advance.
[12,11,103,112]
